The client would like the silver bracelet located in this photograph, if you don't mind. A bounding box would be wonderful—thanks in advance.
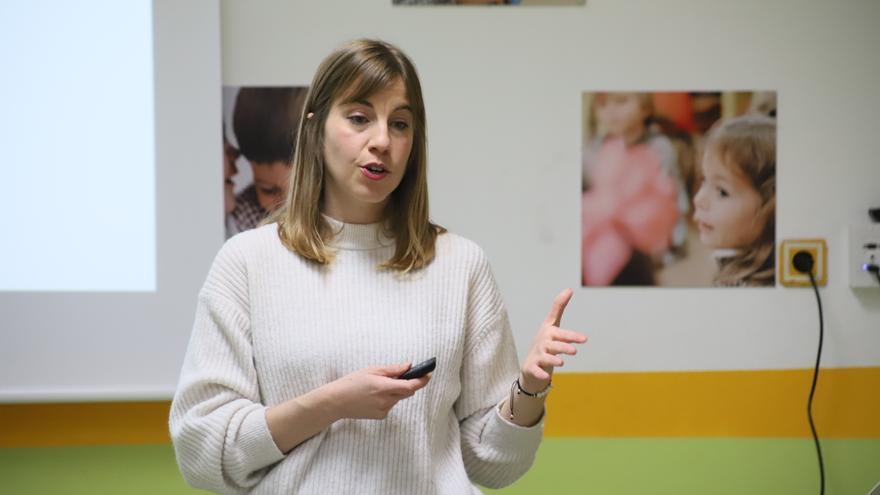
[508,378,551,421]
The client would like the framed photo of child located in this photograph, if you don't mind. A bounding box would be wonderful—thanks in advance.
[580,91,777,287]
[222,86,309,239]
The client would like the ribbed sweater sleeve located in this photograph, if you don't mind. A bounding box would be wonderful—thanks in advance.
[169,237,286,494]
[455,248,544,489]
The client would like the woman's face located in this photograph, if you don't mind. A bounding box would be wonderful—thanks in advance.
[693,150,763,249]
[321,78,414,223]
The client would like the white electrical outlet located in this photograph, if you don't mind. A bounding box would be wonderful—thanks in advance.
[848,224,880,289]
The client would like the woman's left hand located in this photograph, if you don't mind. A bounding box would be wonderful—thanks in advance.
[519,288,587,394]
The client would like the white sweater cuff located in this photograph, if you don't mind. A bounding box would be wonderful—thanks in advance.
[487,403,545,451]
[237,406,286,468]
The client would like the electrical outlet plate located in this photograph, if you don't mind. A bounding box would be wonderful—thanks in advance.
[779,239,827,287]
[848,224,880,289]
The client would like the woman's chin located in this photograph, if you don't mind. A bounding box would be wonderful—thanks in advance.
[351,187,393,206]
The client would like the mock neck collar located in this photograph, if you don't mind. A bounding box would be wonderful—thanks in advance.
[321,213,395,250]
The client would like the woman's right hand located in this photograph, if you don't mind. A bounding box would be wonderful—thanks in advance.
[328,362,432,420]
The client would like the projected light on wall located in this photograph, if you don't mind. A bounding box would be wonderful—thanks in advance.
[0,0,156,291]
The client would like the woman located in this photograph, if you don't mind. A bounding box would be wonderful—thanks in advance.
[170,39,586,494]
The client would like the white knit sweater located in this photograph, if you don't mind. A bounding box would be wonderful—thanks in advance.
[169,215,544,494]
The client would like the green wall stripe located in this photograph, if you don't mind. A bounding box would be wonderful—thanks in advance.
[1,439,878,494]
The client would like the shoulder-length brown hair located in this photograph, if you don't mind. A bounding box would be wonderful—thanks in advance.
[264,39,445,272]
[706,114,776,286]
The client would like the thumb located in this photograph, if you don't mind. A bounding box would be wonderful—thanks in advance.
[375,362,411,377]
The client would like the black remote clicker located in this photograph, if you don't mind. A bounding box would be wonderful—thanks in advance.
[397,357,436,380]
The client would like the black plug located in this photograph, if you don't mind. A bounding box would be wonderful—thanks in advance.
[793,251,815,274]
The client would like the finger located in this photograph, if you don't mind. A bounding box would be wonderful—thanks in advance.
[544,341,578,356]
[416,372,433,386]
[368,362,410,374]
[375,362,412,377]
[393,373,430,394]
[538,353,564,368]
[409,373,432,391]
[544,288,573,326]
[530,365,551,381]
[386,380,418,396]
[554,328,588,344]
[376,371,419,390]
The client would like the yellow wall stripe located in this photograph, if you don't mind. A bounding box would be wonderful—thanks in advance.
[545,367,880,438]
[0,401,171,448]
[1,367,877,447]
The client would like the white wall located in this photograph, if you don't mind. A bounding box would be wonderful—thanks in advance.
[3,0,878,402]
[220,0,880,373]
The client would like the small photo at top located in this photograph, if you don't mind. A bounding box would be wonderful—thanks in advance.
[393,0,585,6]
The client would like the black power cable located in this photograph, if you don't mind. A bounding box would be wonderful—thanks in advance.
[793,251,825,495]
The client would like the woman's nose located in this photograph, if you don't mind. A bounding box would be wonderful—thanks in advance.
[369,123,390,153]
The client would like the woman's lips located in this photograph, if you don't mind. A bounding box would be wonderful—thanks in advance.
[360,165,388,181]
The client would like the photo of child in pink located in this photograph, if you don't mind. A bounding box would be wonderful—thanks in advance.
[693,114,776,286]
[581,93,686,286]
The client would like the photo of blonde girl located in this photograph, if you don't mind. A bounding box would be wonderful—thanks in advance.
[693,114,776,286]
[581,91,777,287]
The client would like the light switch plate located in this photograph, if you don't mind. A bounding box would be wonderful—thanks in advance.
[849,224,880,289]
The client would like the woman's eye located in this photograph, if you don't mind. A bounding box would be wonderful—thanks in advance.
[348,114,369,125]
[716,187,729,198]
[391,120,410,131]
